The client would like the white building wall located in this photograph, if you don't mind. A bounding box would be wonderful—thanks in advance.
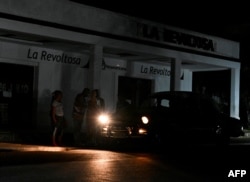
[0,0,241,128]
[37,62,90,130]
[0,0,239,59]
[100,71,117,113]
[0,41,90,131]
[180,70,193,91]
[154,77,169,92]
[100,58,193,112]
[101,57,127,113]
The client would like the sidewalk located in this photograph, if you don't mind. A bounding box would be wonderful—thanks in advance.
[0,130,75,151]
[0,142,73,152]
[1,129,250,152]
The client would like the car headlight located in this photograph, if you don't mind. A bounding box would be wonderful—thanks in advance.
[138,128,147,135]
[98,113,110,125]
[141,116,149,124]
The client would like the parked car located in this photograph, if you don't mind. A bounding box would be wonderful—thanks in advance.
[97,91,244,146]
[98,103,147,139]
[136,91,244,146]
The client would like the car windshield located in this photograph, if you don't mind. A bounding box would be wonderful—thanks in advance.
[140,97,170,109]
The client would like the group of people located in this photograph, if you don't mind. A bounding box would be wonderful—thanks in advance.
[50,88,105,147]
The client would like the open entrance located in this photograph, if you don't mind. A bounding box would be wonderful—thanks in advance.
[0,63,34,130]
[192,70,231,114]
[118,76,152,109]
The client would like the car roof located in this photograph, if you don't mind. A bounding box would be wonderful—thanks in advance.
[150,91,201,98]
[148,91,217,103]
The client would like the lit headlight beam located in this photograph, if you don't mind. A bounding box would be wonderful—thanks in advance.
[98,114,110,125]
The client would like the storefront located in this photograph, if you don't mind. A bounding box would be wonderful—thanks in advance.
[0,0,240,135]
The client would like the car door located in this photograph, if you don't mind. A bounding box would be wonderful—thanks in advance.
[189,96,218,141]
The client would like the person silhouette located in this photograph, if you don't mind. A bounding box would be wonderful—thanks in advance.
[95,89,105,111]
[51,90,66,146]
[72,88,90,146]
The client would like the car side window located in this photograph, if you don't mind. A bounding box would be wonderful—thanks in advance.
[160,99,170,108]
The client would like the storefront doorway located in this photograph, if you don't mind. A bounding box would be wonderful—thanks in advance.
[0,63,34,130]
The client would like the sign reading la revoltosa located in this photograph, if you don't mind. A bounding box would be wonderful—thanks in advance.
[27,48,83,65]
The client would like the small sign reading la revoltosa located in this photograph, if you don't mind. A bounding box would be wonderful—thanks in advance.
[27,48,82,65]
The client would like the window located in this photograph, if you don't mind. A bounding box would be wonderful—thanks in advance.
[160,99,170,107]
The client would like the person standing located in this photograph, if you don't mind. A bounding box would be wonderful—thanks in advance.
[85,89,102,146]
[51,90,66,146]
[72,88,90,146]
[95,89,105,111]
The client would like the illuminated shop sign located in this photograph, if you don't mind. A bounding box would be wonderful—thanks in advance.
[137,23,215,52]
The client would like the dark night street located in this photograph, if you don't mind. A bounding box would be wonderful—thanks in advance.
[0,2,249,182]
[1,137,250,182]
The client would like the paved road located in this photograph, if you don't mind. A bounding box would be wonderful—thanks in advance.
[1,141,250,182]
[0,145,203,182]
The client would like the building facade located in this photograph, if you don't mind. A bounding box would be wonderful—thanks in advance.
[0,0,240,135]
